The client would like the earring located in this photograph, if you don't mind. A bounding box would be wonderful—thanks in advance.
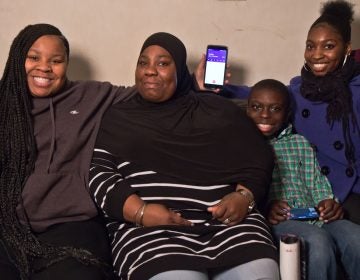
[303,61,310,71]
[342,54,349,67]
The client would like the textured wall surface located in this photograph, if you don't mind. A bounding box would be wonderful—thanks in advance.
[1,0,359,86]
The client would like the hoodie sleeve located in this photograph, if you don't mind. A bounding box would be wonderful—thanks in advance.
[112,85,137,104]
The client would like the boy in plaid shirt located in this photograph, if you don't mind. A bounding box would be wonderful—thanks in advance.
[246,79,360,280]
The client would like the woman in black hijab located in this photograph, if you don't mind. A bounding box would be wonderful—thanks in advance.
[90,32,279,280]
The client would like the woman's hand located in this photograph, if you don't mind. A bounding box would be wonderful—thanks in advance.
[317,198,344,223]
[124,194,192,227]
[194,54,231,92]
[207,192,248,226]
[267,200,290,225]
[142,203,193,227]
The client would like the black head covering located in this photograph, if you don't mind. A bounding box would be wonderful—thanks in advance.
[139,32,192,97]
[96,32,273,198]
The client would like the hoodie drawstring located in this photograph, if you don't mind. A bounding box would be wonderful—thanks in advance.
[46,98,56,173]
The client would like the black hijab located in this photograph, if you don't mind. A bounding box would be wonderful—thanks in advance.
[139,32,192,97]
[96,32,273,192]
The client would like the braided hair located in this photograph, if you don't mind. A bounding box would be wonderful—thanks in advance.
[0,23,107,279]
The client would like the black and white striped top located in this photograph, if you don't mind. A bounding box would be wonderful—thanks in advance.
[89,148,277,280]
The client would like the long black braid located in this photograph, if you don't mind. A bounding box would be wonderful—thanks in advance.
[0,23,109,279]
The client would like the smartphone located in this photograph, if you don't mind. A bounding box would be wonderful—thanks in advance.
[204,45,228,89]
[289,207,319,220]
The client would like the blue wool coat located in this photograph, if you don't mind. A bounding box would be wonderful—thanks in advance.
[289,74,360,202]
[223,74,360,202]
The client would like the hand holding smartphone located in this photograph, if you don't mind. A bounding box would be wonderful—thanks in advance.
[289,207,319,220]
[203,45,228,89]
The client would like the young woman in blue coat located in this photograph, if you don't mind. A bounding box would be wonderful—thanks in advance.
[199,0,360,225]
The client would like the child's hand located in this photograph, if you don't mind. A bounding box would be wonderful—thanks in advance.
[317,199,343,223]
[267,200,290,225]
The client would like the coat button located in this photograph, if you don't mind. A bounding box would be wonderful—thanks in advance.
[346,167,354,177]
[321,166,330,175]
[333,141,344,150]
[302,109,310,118]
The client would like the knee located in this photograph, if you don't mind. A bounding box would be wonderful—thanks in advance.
[305,229,333,248]
[304,232,336,262]
[342,241,360,261]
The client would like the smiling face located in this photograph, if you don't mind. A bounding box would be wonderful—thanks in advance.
[304,23,351,77]
[135,45,177,103]
[247,88,289,138]
[25,35,68,97]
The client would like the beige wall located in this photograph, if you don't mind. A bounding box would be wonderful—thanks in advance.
[1,0,360,86]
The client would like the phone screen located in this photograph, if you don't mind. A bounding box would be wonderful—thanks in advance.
[204,45,228,89]
[289,207,319,220]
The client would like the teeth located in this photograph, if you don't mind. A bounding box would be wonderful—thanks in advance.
[257,124,273,133]
[312,63,326,70]
[33,76,51,86]
[258,124,272,129]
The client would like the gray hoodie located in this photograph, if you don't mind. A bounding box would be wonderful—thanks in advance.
[17,80,136,232]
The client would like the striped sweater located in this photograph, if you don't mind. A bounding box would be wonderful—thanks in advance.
[89,148,277,279]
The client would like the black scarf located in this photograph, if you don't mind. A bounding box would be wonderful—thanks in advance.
[95,33,273,188]
[300,57,360,164]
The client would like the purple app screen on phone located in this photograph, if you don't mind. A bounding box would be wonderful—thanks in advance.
[205,48,227,87]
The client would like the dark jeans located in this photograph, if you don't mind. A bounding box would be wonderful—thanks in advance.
[0,217,113,280]
[272,219,360,280]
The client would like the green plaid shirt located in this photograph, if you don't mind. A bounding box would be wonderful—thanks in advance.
[269,124,334,208]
